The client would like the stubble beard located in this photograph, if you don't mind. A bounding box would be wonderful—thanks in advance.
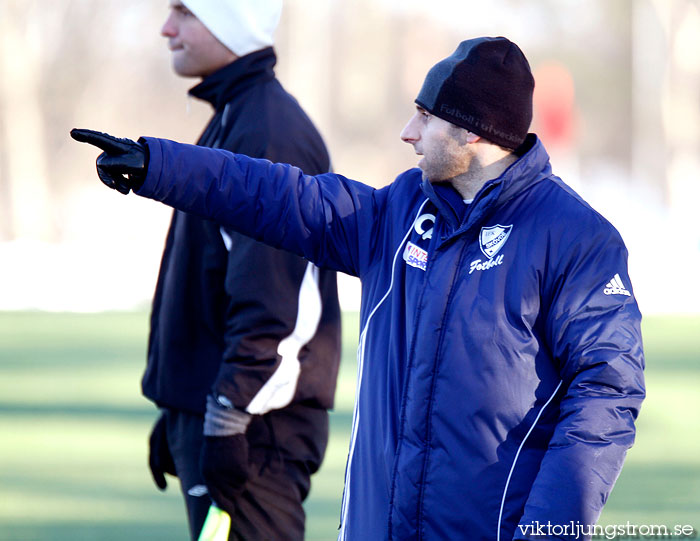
[420,155,464,183]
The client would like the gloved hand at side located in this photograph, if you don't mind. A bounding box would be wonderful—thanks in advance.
[148,411,177,490]
[70,128,148,194]
[200,395,253,514]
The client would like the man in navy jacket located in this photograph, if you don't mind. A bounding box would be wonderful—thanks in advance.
[129,2,341,540]
[73,36,645,541]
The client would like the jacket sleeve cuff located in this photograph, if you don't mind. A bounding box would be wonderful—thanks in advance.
[203,395,253,437]
[134,136,164,199]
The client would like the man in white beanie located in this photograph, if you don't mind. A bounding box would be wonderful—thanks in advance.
[142,2,341,539]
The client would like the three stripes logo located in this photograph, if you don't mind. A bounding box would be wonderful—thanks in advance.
[603,273,631,296]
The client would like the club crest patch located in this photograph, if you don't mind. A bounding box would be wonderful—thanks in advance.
[479,224,513,259]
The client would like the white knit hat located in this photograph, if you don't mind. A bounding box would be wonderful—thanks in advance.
[182,0,283,57]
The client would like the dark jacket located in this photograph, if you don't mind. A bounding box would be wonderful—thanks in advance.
[136,133,645,541]
[142,48,341,469]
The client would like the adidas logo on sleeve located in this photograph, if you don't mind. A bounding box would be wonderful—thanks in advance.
[603,274,631,296]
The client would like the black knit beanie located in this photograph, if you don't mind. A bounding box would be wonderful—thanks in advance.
[415,36,534,149]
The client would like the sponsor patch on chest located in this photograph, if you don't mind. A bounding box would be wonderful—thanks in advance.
[403,241,428,271]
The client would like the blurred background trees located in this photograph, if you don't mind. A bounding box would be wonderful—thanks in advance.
[0,0,698,312]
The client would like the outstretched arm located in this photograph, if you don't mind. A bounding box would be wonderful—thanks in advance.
[71,128,384,277]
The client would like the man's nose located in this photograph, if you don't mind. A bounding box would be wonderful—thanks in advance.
[161,14,177,37]
[400,115,420,144]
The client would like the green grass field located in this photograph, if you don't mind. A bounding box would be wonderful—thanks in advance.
[0,312,698,539]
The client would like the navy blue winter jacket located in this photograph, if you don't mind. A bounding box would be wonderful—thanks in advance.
[135,134,645,541]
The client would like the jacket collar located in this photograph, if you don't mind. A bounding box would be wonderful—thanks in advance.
[421,134,552,236]
[188,47,277,110]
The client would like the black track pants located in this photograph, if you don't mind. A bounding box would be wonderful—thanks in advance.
[163,408,312,541]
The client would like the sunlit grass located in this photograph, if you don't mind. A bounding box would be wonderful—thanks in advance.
[0,312,697,539]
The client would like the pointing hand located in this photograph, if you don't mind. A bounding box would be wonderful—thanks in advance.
[70,128,148,195]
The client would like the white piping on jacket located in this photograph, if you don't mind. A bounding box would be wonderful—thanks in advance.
[245,262,323,415]
[219,228,323,415]
[338,199,429,541]
[213,106,322,414]
[220,227,233,251]
[496,380,563,541]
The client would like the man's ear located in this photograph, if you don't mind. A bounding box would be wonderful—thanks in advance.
[465,131,481,144]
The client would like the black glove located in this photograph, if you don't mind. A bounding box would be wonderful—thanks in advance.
[200,395,253,513]
[70,128,148,195]
[200,434,250,513]
[148,412,176,491]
